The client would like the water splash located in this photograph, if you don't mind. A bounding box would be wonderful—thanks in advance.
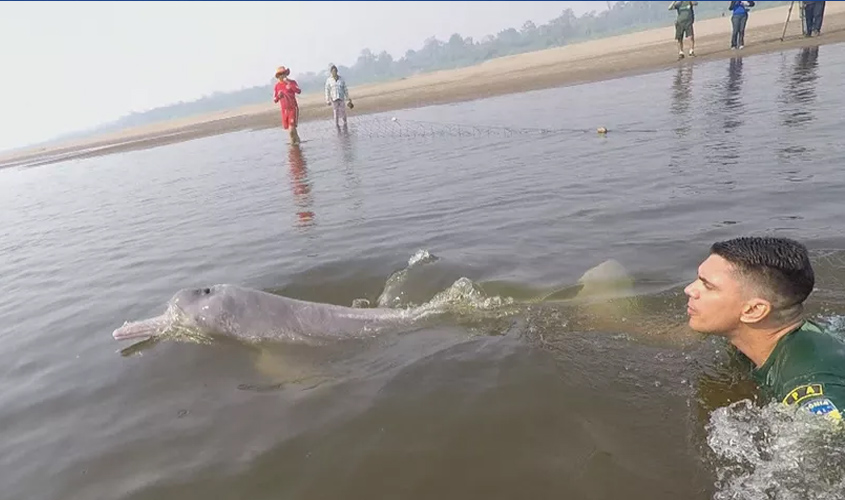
[376,249,440,308]
[707,399,845,500]
[424,277,515,313]
[351,298,371,308]
[819,315,845,339]
[407,249,438,267]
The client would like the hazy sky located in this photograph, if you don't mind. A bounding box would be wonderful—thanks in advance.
[0,1,607,151]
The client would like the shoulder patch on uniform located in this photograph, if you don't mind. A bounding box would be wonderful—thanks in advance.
[800,397,842,421]
[782,383,824,406]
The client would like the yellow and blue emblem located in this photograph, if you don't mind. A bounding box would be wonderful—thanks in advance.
[783,384,842,421]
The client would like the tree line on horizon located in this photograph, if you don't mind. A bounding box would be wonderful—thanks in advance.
[92,0,789,135]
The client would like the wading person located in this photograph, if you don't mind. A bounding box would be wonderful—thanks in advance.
[685,236,845,422]
[325,64,354,129]
[670,0,698,59]
[273,66,301,145]
[729,0,755,50]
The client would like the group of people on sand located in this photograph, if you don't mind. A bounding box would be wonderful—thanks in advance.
[669,1,826,60]
[272,64,354,145]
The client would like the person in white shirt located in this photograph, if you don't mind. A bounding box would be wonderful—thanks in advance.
[325,65,353,128]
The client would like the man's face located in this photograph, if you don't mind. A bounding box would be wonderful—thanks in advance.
[684,254,748,335]
[331,68,338,78]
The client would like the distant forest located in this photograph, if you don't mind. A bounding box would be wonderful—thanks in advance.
[93,1,789,134]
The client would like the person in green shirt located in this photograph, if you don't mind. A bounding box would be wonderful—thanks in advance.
[685,236,845,422]
[669,1,698,59]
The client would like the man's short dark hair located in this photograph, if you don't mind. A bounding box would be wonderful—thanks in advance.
[711,236,815,318]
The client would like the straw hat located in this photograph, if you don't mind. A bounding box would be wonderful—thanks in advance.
[275,66,290,78]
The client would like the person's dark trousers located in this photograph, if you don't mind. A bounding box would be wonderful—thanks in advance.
[804,1,825,36]
[731,13,748,48]
[812,1,826,34]
[804,2,814,35]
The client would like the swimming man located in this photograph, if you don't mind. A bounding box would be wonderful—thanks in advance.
[685,236,845,422]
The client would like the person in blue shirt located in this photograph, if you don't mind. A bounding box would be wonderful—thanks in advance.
[729,1,755,50]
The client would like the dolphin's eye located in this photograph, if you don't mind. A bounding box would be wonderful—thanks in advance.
[203,288,211,295]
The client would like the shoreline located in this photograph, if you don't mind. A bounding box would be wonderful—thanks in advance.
[4,3,845,169]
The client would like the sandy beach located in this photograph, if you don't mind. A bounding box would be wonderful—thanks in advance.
[3,2,845,169]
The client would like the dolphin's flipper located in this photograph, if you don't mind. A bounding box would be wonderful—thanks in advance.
[244,346,334,391]
[237,378,328,393]
[572,259,636,301]
[538,283,585,302]
[545,259,699,344]
[531,259,642,335]
[535,259,634,304]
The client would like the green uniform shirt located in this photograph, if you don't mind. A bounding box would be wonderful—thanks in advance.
[752,320,845,421]
[674,1,695,23]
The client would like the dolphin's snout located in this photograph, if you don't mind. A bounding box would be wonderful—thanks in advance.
[112,314,170,341]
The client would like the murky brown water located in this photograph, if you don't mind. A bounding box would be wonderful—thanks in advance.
[2,44,845,500]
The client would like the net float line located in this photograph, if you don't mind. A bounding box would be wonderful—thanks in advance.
[296,115,660,141]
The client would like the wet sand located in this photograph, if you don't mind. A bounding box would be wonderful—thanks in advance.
[3,2,845,169]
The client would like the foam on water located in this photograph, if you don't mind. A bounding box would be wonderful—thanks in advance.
[425,276,515,312]
[704,314,845,499]
[707,399,845,500]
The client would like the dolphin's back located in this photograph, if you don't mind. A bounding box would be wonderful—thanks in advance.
[223,286,413,341]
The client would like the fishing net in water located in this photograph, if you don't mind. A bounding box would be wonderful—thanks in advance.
[811,249,845,289]
[806,249,845,335]
[298,115,658,141]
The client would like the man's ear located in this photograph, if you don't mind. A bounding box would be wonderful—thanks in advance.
[739,297,772,325]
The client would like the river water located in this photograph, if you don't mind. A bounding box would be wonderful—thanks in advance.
[2,43,845,500]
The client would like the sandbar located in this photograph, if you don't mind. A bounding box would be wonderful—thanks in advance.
[3,3,844,169]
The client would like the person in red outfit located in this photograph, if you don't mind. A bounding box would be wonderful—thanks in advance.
[273,66,301,145]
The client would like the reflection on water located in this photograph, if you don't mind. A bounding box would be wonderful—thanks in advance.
[780,46,820,129]
[720,57,744,171]
[671,64,694,134]
[777,46,821,175]
[723,57,744,131]
[338,127,354,166]
[668,64,694,181]
[335,127,364,216]
[702,57,745,183]
[287,144,314,229]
